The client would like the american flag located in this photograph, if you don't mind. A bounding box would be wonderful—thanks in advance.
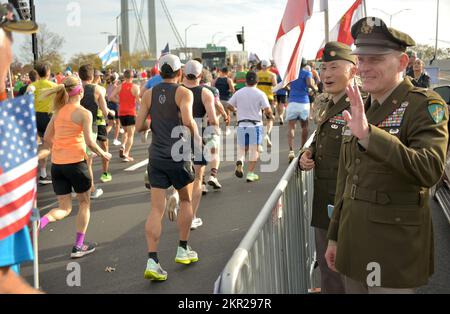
[0,94,38,240]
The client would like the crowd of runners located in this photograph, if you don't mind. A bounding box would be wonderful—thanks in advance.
[14,53,322,281]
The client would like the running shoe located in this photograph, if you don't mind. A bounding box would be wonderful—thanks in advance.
[71,242,96,259]
[38,176,52,185]
[258,145,264,153]
[100,172,112,183]
[190,217,203,230]
[279,116,284,125]
[119,128,125,134]
[265,134,272,148]
[175,246,199,265]
[235,161,244,178]
[225,128,232,136]
[246,172,260,183]
[202,183,208,195]
[166,192,179,222]
[113,139,121,146]
[144,258,168,281]
[122,156,134,162]
[119,147,125,158]
[207,176,222,190]
[91,188,104,199]
[288,151,295,164]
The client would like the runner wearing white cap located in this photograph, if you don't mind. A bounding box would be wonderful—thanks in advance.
[182,60,219,230]
[136,54,201,281]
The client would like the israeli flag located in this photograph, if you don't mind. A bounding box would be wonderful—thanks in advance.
[98,37,119,67]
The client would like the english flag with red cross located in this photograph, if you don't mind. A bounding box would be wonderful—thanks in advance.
[272,0,315,87]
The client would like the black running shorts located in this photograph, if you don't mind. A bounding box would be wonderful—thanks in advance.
[147,159,195,190]
[276,95,287,104]
[97,125,108,142]
[36,112,52,138]
[107,102,119,120]
[119,115,136,127]
[51,161,91,195]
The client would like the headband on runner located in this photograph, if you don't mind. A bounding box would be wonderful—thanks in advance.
[68,84,82,97]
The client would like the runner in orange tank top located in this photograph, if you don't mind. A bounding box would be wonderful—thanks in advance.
[37,76,111,259]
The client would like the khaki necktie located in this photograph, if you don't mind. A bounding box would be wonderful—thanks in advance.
[366,100,380,117]
[327,99,335,110]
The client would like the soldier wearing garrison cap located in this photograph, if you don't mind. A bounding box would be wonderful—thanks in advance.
[299,41,357,293]
[325,17,448,293]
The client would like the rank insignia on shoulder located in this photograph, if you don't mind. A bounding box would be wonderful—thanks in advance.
[401,101,409,108]
[389,129,400,135]
[428,103,445,124]
[331,124,339,129]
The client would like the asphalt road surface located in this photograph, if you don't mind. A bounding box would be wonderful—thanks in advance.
[22,123,450,294]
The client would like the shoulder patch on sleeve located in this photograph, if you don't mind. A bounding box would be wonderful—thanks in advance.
[428,98,446,106]
[411,87,428,96]
[428,102,446,124]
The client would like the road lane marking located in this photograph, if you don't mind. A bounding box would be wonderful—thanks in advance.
[124,159,149,171]
[39,201,58,211]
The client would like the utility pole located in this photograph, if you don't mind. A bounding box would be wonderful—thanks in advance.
[237,26,245,52]
[116,14,122,73]
[29,0,38,63]
[242,26,245,51]
[431,0,440,65]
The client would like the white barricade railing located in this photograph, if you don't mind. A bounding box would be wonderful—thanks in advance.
[214,134,317,294]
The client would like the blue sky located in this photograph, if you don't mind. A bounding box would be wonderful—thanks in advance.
[12,0,450,63]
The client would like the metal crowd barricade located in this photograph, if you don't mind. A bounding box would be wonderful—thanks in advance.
[215,134,317,294]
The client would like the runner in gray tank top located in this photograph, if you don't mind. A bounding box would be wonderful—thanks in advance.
[136,54,202,281]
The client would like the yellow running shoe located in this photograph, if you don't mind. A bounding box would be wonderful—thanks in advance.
[175,246,199,265]
[144,259,168,281]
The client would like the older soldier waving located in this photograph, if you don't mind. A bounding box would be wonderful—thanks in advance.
[325,17,448,294]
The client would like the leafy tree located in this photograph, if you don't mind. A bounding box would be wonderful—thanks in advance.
[20,23,65,73]
[67,53,103,72]
[414,44,450,61]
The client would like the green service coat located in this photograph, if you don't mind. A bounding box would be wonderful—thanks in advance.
[307,94,350,230]
[328,78,448,288]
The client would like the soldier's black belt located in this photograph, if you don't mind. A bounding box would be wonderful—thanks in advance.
[344,184,426,206]
[258,82,273,86]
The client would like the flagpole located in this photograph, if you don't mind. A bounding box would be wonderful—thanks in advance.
[362,0,368,17]
[8,68,14,99]
[118,36,122,73]
[32,201,40,290]
[324,0,330,43]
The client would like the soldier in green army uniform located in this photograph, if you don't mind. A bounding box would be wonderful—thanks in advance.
[299,41,357,293]
[325,17,449,293]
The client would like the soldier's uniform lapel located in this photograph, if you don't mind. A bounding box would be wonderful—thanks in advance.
[318,95,349,130]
